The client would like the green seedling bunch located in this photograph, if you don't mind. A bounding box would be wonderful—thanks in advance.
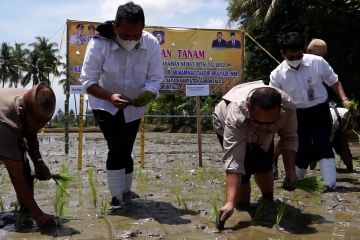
[294,176,325,196]
[348,99,358,112]
[209,201,220,226]
[87,167,97,207]
[53,164,71,223]
[132,91,155,106]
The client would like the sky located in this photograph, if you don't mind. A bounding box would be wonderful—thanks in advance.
[0,0,237,112]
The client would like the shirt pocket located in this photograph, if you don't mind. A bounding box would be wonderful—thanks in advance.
[102,58,121,80]
[134,65,147,82]
[281,78,301,101]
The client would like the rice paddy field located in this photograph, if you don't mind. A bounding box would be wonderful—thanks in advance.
[0,132,360,239]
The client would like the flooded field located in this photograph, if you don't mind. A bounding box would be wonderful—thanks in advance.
[0,132,360,240]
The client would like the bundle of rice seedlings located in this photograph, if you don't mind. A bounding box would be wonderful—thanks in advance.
[293,176,325,195]
[87,167,97,207]
[209,202,220,226]
[275,202,286,228]
[51,173,72,196]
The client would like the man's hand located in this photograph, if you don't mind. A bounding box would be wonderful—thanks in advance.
[34,212,58,227]
[110,93,131,109]
[217,202,234,230]
[34,161,51,181]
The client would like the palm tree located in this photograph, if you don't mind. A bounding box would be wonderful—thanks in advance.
[10,43,29,88]
[22,37,59,86]
[0,42,16,88]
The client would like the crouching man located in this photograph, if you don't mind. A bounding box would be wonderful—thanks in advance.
[0,83,57,227]
[212,81,298,229]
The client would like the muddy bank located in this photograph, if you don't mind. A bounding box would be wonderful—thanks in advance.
[0,132,360,239]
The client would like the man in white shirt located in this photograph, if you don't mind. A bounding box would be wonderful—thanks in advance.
[270,32,349,190]
[80,2,163,207]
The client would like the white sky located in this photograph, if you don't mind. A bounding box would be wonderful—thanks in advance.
[1,0,238,112]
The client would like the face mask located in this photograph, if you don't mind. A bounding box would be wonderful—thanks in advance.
[286,59,302,68]
[116,35,140,51]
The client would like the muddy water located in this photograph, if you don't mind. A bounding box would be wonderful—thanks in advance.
[0,132,359,239]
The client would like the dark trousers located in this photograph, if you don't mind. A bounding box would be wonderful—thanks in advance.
[93,110,141,173]
[296,102,334,169]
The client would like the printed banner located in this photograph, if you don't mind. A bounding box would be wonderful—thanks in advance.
[67,20,244,95]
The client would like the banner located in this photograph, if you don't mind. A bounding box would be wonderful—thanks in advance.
[67,20,244,95]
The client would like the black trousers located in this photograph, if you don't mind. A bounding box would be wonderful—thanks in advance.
[93,110,140,173]
[296,102,334,169]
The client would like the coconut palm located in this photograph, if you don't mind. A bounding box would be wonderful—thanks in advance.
[0,42,16,88]
[22,36,59,86]
[9,43,29,88]
[227,0,284,27]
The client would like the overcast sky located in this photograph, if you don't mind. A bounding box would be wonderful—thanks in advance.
[1,0,237,112]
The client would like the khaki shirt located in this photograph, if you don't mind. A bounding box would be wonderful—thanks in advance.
[0,88,37,161]
[213,81,298,174]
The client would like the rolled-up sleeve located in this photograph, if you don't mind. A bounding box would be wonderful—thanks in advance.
[143,41,163,95]
[80,38,108,92]
[222,104,247,174]
[321,58,338,87]
[278,107,298,152]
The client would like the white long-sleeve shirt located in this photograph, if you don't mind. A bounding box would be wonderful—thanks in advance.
[80,30,164,122]
[270,54,338,109]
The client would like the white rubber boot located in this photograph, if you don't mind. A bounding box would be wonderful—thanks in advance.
[124,172,139,202]
[319,158,337,189]
[295,166,307,179]
[107,169,125,205]
[124,172,133,193]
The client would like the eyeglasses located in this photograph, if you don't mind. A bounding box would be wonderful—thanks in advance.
[286,53,303,61]
[249,116,277,125]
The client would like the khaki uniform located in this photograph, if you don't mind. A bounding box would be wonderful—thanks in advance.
[0,88,37,161]
[213,81,298,174]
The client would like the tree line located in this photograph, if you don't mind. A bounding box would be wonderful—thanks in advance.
[2,0,360,132]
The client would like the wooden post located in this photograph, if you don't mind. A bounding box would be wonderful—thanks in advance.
[140,118,145,169]
[196,96,203,167]
[77,94,84,170]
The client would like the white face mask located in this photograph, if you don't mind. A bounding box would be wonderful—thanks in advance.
[286,58,302,68]
[116,35,140,51]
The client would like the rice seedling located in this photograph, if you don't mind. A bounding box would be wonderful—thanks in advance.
[53,164,71,223]
[100,196,108,217]
[209,201,220,226]
[87,166,97,207]
[174,190,188,210]
[293,176,325,196]
[274,202,286,228]
[0,195,3,211]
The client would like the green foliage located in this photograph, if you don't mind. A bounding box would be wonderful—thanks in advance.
[227,0,360,128]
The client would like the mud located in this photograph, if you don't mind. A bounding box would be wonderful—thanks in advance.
[0,132,360,239]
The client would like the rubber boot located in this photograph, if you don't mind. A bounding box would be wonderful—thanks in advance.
[107,169,125,206]
[295,166,307,179]
[124,172,139,203]
[319,158,336,190]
